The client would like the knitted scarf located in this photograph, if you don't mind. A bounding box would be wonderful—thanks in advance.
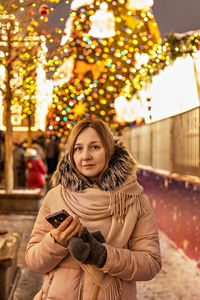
[60,179,147,300]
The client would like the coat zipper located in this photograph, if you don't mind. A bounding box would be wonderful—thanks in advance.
[43,275,54,300]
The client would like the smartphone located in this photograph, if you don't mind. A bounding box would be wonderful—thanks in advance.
[46,209,70,228]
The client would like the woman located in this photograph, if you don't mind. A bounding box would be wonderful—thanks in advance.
[25,118,161,300]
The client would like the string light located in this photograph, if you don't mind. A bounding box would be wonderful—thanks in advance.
[0,12,49,131]
[1,1,200,135]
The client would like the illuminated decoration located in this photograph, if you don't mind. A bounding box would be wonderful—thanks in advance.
[0,11,49,132]
[72,100,88,118]
[60,17,74,46]
[4,0,200,136]
[74,60,107,80]
[140,54,200,124]
[71,0,93,11]
[47,0,165,135]
[147,19,161,43]
[11,104,22,125]
[15,36,49,131]
[164,30,200,60]
[121,14,142,31]
[89,2,115,38]
[127,0,153,10]
[54,56,74,85]
[39,4,50,22]
[114,96,144,123]
[135,53,149,69]
[136,30,200,124]
[35,49,53,131]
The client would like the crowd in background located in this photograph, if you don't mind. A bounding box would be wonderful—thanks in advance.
[0,130,68,190]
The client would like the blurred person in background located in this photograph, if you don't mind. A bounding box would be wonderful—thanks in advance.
[0,130,4,183]
[13,137,26,188]
[31,141,46,162]
[46,135,59,175]
[33,129,46,149]
[24,148,47,189]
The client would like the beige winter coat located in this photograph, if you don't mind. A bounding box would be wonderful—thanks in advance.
[25,140,161,300]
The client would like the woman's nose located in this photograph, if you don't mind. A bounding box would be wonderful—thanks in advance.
[82,148,91,160]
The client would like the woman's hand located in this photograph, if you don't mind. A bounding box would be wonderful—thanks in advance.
[51,216,82,248]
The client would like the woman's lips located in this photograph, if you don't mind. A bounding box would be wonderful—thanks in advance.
[83,164,94,167]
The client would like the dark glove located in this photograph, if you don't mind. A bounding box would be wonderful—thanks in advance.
[69,227,107,268]
[90,231,105,243]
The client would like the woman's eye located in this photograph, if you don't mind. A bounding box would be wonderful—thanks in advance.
[74,146,82,151]
[92,145,100,149]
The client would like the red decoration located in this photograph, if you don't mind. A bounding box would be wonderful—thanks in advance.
[54,38,61,44]
[39,4,49,22]
[28,9,35,16]
[39,5,49,16]
[7,59,13,65]
[41,30,47,35]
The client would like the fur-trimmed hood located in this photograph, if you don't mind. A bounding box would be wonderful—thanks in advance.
[51,139,137,191]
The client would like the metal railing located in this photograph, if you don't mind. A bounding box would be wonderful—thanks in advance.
[124,106,200,177]
[173,107,200,176]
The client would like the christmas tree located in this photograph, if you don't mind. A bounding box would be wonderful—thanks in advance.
[46,0,163,137]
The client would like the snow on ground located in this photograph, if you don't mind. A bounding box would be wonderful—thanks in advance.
[137,231,200,300]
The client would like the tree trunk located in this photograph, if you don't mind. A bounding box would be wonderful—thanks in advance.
[4,26,14,193]
[4,95,14,193]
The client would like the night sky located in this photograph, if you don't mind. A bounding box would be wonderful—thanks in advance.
[45,0,200,38]
[153,0,200,36]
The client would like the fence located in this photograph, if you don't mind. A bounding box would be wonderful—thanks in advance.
[122,106,200,177]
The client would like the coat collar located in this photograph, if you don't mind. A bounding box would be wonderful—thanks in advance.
[51,139,137,191]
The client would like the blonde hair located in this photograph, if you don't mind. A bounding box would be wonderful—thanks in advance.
[67,118,115,174]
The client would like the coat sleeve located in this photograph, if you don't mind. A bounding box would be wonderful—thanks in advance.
[25,189,69,274]
[101,196,162,281]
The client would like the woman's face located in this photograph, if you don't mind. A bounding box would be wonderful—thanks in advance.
[73,127,106,181]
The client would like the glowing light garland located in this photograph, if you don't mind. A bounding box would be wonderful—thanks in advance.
[1,1,200,136]
[0,12,49,131]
